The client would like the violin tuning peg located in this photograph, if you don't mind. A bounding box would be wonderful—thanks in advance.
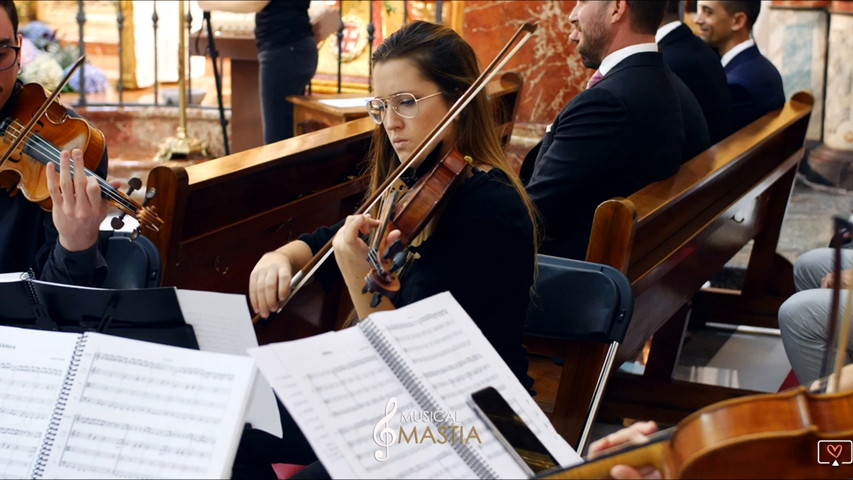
[110,215,125,230]
[143,187,157,205]
[390,251,407,274]
[128,177,143,191]
[362,284,369,294]
[130,228,140,241]
[370,293,382,308]
[384,240,403,260]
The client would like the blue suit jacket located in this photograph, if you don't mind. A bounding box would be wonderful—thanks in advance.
[523,52,707,259]
[726,45,785,131]
[659,23,734,144]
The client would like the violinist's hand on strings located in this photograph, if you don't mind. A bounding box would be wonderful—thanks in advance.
[333,213,402,319]
[587,421,661,479]
[333,213,380,284]
[46,148,118,252]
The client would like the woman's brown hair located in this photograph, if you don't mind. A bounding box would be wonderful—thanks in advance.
[366,20,538,247]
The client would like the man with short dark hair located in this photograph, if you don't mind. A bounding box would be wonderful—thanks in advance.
[523,0,708,259]
[0,0,114,286]
[657,0,733,144]
[696,0,785,131]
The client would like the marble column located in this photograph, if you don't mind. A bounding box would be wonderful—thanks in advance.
[463,1,585,171]
[766,2,829,141]
[809,2,853,188]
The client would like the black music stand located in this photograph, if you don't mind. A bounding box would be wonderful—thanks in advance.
[0,276,198,349]
[198,10,230,155]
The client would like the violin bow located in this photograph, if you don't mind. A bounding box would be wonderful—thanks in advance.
[254,23,538,323]
[0,56,86,167]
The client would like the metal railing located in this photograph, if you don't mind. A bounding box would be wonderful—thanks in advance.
[69,0,445,108]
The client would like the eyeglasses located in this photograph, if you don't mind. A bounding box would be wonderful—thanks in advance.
[366,92,443,124]
[0,45,20,71]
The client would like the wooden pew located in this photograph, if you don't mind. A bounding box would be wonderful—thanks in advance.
[529,92,814,441]
[146,117,375,342]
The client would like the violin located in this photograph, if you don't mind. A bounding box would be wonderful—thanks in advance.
[363,147,472,306]
[0,76,163,233]
[253,22,537,323]
[548,386,853,479]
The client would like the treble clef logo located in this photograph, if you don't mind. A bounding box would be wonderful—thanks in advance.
[373,397,398,462]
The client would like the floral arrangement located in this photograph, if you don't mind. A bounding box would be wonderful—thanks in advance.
[18,20,107,94]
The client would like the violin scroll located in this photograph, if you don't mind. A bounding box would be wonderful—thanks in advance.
[110,177,162,237]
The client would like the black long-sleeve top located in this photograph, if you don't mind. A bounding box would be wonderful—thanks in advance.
[299,168,536,389]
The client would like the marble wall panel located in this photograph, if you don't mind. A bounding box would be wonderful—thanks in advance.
[463,1,587,127]
[766,7,828,141]
[824,13,853,151]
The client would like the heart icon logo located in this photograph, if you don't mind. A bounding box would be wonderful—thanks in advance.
[828,444,843,459]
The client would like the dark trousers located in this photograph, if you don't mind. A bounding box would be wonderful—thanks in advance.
[258,35,319,144]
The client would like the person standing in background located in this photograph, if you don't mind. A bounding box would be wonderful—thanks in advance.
[255,0,318,143]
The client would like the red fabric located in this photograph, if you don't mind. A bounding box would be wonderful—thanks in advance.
[778,368,800,392]
[272,463,305,479]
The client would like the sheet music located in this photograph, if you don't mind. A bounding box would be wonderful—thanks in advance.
[250,330,478,479]
[318,97,371,109]
[0,327,77,479]
[0,272,27,282]
[176,289,282,438]
[40,332,255,479]
[368,292,582,468]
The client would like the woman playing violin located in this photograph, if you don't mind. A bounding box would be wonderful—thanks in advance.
[0,0,116,286]
[240,20,539,478]
[249,20,538,387]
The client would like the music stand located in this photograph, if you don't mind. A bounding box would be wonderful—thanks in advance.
[198,10,230,156]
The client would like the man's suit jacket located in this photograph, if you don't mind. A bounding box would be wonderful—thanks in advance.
[659,23,734,144]
[726,45,785,131]
[523,52,706,259]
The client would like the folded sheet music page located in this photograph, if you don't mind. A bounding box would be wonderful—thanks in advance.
[176,289,283,438]
[0,327,77,479]
[250,292,581,479]
[38,332,255,479]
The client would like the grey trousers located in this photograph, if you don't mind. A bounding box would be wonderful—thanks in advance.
[778,248,853,384]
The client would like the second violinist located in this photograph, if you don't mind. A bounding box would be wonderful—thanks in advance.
[0,0,117,287]
[249,21,538,389]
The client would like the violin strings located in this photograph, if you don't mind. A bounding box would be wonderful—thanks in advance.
[5,121,138,213]
[5,120,131,208]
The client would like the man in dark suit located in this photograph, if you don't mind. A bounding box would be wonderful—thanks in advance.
[658,0,733,145]
[696,0,785,131]
[523,0,708,260]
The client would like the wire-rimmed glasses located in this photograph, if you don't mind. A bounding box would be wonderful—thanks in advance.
[365,91,443,124]
[0,45,20,72]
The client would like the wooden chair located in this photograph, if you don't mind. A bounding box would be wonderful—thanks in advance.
[528,92,814,441]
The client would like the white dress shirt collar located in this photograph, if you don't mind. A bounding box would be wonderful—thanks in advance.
[655,21,682,44]
[721,38,755,67]
[598,42,659,77]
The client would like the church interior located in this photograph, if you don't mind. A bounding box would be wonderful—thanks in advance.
[3,0,853,478]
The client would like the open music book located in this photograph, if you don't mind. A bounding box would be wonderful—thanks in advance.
[0,272,282,439]
[249,292,582,479]
[0,325,255,479]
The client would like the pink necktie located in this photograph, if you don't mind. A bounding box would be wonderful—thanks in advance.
[586,69,603,89]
